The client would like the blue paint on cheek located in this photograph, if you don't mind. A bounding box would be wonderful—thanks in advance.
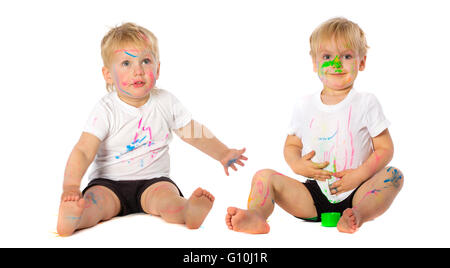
[119,88,133,96]
[112,66,133,97]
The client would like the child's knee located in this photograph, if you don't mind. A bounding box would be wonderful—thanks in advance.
[252,169,277,183]
[83,187,104,207]
[83,186,120,219]
[383,166,404,189]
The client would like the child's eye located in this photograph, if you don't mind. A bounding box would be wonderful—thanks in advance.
[121,60,130,67]
[343,54,352,60]
[323,55,331,60]
[142,58,151,65]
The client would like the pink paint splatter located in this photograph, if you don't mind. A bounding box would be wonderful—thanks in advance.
[132,117,153,146]
[353,188,381,210]
[151,184,171,194]
[133,133,139,143]
[260,184,270,207]
[114,49,140,54]
[143,126,152,146]
[140,33,149,42]
[371,152,381,174]
[343,149,348,170]
[248,178,271,207]
[309,118,315,128]
[161,205,185,214]
[347,106,354,167]
[256,181,264,194]
[148,71,155,90]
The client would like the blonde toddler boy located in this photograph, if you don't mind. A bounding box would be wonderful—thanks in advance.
[225,17,403,234]
[57,23,247,236]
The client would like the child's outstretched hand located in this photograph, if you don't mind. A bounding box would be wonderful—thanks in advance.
[329,169,359,195]
[220,148,248,176]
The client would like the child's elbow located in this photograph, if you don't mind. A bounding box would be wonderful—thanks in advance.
[384,146,394,163]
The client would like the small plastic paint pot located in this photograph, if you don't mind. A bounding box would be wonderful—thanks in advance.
[321,212,341,227]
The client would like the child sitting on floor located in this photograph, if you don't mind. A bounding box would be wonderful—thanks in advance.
[57,22,247,236]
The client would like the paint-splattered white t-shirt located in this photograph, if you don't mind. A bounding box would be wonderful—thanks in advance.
[287,89,390,203]
[83,89,192,181]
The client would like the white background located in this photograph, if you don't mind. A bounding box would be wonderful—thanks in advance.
[0,0,449,248]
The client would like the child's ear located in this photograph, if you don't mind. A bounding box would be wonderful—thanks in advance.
[102,66,114,84]
[359,56,367,71]
[155,62,161,80]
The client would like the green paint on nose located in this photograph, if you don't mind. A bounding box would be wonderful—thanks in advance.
[321,55,343,73]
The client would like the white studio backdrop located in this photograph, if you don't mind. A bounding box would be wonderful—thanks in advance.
[0,0,448,247]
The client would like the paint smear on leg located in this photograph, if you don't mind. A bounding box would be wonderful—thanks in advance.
[161,205,185,214]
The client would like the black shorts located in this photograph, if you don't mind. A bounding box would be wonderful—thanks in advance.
[82,177,183,216]
[296,180,361,222]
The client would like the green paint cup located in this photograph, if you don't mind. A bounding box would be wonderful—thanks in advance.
[321,212,341,227]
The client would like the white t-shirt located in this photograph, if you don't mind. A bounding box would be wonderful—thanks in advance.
[83,89,192,181]
[287,89,390,203]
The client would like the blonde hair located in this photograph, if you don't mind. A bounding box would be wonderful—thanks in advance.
[101,22,160,92]
[309,17,369,59]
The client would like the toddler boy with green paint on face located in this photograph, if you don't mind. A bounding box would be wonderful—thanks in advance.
[225,17,404,234]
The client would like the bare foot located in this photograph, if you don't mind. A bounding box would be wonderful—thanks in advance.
[184,188,215,229]
[225,207,270,234]
[337,208,360,234]
[57,198,86,236]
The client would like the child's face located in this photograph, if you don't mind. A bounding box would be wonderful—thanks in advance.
[103,45,160,101]
[313,40,366,92]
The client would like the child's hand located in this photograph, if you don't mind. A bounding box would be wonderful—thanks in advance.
[61,186,82,202]
[220,148,248,176]
[296,150,333,180]
[329,169,359,195]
